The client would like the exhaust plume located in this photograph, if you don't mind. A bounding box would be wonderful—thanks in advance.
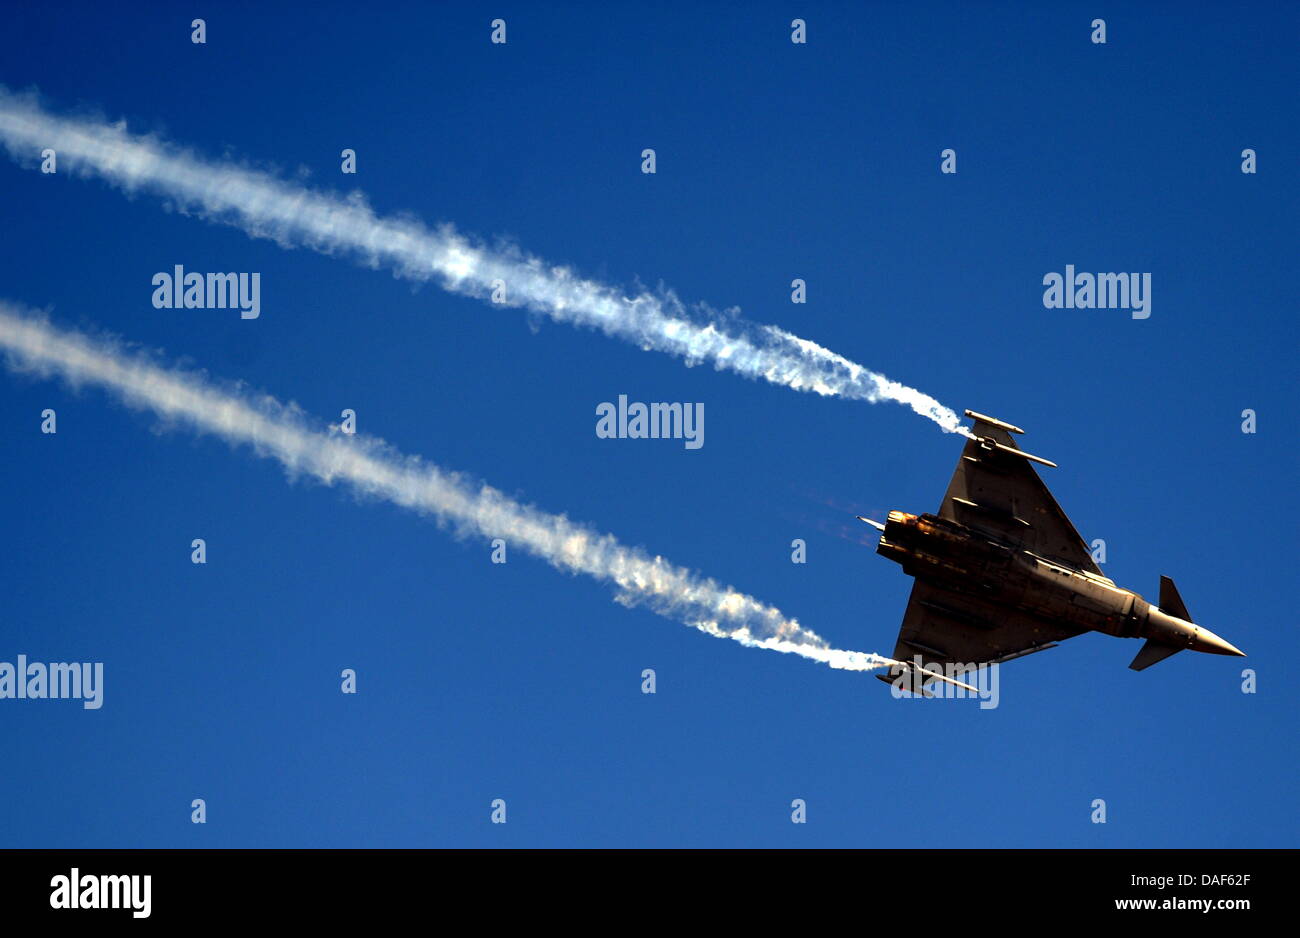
[0,87,967,435]
[0,301,902,675]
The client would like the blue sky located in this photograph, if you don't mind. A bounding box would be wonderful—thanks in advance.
[0,2,1295,847]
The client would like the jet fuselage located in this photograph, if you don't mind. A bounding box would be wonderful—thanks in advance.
[875,510,1242,660]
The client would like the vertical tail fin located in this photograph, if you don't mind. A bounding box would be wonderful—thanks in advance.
[1159,575,1192,621]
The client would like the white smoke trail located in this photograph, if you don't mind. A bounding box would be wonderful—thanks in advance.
[0,301,904,675]
[0,87,967,435]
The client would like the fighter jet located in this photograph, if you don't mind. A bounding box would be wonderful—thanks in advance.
[861,410,1245,693]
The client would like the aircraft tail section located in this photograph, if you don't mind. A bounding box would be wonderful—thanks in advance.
[1159,575,1192,622]
[1130,578,1195,671]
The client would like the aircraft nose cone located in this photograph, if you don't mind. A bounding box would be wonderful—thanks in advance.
[1194,626,1246,658]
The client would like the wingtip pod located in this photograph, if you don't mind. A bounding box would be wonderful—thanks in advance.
[856,515,886,532]
[964,409,1025,435]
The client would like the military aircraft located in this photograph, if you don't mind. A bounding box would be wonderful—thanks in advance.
[861,410,1245,694]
